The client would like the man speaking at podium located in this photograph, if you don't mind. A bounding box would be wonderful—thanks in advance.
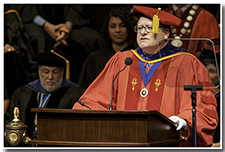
[73,5,218,147]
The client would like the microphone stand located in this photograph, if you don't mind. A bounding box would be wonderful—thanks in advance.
[109,57,132,110]
[184,85,203,147]
[109,65,127,110]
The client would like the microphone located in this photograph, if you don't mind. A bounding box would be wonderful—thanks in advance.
[109,57,133,110]
[77,100,91,110]
[124,57,133,66]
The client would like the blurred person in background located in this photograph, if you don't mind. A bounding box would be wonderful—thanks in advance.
[78,5,137,89]
[4,7,37,114]
[5,4,103,55]
[164,4,220,58]
[199,49,220,147]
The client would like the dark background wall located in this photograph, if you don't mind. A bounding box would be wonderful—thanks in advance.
[86,4,220,33]
[4,4,220,35]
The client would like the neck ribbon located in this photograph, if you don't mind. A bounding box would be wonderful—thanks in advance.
[136,44,185,86]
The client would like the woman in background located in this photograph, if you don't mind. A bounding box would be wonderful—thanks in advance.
[77,5,137,89]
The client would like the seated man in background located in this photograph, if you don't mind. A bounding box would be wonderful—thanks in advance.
[5,4,103,55]
[5,50,84,145]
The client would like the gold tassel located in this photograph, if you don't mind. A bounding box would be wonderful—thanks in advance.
[152,7,161,34]
[51,50,70,80]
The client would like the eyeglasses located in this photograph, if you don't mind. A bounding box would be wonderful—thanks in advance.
[134,25,153,33]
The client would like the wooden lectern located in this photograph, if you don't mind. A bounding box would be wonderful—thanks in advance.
[29,108,183,147]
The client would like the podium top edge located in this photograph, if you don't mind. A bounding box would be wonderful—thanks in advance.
[31,108,174,125]
[31,108,161,115]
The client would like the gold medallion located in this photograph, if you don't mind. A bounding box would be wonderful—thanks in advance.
[9,132,18,142]
[7,131,20,146]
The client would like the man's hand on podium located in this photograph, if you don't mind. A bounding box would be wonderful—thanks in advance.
[169,116,188,139]
[169,116,187,130]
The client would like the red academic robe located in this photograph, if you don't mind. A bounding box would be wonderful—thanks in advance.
[73,49,218,147]
[164,5,220,58]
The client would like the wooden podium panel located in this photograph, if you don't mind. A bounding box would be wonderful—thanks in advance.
[29,108,182,146]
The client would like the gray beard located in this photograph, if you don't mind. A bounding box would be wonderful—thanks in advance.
[39,73,63,92]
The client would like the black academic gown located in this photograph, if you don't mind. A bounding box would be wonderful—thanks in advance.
[77,45,136,89]
[6,4,103,55]
[5,79,84,141]
[4,8,38,100]
[5,4,102,83]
